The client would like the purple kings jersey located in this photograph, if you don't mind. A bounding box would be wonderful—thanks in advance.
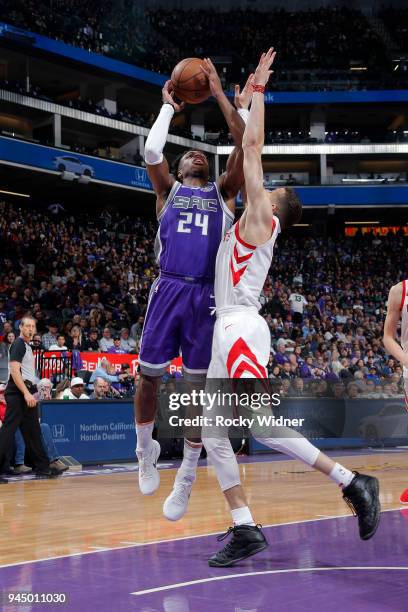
[155,181,234,280]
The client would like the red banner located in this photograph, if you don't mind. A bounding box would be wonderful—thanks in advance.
[79,352,183,376]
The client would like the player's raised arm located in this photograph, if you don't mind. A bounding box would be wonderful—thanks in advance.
[144,80,185,215]
[383,283,408,367]
[200,59,253,204]
[241,48,277,240]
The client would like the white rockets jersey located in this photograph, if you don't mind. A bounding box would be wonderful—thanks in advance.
[400,280,408,378]
[214,215,281,311]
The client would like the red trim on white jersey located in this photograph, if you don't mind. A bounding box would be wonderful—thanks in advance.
[233,244,253,264]
[230,241,254,287]
[226,337,267,379]
[235,220,256,250]
[230,258,248,287]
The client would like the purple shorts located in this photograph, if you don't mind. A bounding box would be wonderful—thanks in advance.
[139,273,215,379]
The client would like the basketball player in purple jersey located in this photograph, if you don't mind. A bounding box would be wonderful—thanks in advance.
[135,60,254,521]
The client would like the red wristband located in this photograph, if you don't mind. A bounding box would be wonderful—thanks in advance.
[252,84,266,94]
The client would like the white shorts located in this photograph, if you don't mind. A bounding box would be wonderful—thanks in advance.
[207,308,270,379]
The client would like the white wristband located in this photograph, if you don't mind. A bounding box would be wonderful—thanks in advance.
[144,104,175,166]
[238,108,250,124]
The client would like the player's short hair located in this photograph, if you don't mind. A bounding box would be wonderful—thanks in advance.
[171,152,186,179]
[171,150,209,180]
[276,188,302,229]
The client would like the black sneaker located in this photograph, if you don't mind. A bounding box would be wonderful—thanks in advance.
[35,467,62,479]
[208,524,268,567]
[0,477,7,484]
[342,472,380,540]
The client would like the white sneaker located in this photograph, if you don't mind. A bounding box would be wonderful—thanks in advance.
[136,440,161,495]
[163,475,195,521]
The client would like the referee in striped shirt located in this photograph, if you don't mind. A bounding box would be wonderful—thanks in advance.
[0,316,63,482]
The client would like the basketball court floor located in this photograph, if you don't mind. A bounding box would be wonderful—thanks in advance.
[0,449,407,611]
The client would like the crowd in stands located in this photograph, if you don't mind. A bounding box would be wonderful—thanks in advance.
[2,2,408,90]
[380,7,408,52]
[0,200,406,399]
[147,7,386,73]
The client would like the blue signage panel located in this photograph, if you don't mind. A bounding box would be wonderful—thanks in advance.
[263,90,408,105]
[40,400,136,463]
[238,185,408,207]
[2,137,408,205]
[0,136,152,191]
[294,185,408,206]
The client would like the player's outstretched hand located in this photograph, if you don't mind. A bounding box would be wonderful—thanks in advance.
[253,47,277,87]
[162,80,185,112]
[200,58,223,99]
[234,73,254,109]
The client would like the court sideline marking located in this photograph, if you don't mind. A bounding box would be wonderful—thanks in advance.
[0,508,401,570]
[130,566,408,597]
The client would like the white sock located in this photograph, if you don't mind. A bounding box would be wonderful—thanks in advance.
[329,463,354,488]
[231,506,255,526]
[176,439,202,482]
[136,421,154,453]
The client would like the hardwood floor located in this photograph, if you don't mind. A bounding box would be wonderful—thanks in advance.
[0,451,406,566]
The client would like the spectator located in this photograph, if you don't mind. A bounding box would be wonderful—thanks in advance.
[108,336,127,354]
[300,356,314,379]
[37,378,52,400]
[269,365,281,380]
[346,382,361,399]
[66,325,83,351]
[89,377,107,399]
[130,316,144,342]
[119,328,136,353]
[289,378,306,397]
[42,322,59,350]
[62,378,89,400]
[288,289,307,324]
[99,328,114,352]
[14,419,68,473]
[280,379,291,397]
[88,357,122,388]
[332,382,345,399]
[82,328,100,352]
[55,379,70,399]
[280,362,295,381]
[274,341,290,368]
[111,363,135,397]
[31,334,43,352]
[48,334,68,351]
[366,367,382,386]
[0,331,16,358]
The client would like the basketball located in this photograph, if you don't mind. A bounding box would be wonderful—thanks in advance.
[171,58,210,104]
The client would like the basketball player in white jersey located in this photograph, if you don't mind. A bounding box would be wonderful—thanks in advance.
[383,280,408,504]
[202,48,381,567]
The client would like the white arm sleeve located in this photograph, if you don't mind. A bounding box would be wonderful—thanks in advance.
[144,104,175,166]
